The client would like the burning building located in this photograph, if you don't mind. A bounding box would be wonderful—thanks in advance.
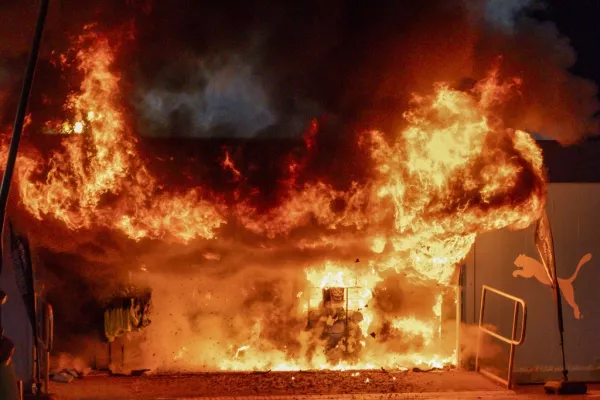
[0,0,598,395]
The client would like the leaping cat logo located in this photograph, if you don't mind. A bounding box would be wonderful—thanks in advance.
[513,253,592,319]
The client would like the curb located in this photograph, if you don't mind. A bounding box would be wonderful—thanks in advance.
[114,392,519,400]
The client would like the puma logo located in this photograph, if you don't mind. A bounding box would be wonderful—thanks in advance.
[513,253,592,319]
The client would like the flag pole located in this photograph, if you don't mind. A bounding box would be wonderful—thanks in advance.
[553,281,568,381]
[0,0,49,228]
[535,210,587,395]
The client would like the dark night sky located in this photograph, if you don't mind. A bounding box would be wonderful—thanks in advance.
[524,0,600,141]
[534,1,600,180]
[533,1,600,130]
[543,0,600,88]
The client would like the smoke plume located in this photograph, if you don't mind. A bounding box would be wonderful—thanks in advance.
[470,0,599,143]
[125,0,598,141]
[1,0,597,141]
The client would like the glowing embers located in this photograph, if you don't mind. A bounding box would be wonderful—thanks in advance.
[44,111,98,135]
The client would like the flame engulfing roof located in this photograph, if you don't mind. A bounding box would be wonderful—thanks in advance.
[0,19,549,372]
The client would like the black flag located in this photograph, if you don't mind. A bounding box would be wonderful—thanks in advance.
[534,208,572,382]
[8,222,37,341]
[534,209,557,287]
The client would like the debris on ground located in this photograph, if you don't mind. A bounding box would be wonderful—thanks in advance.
[130,369,151,376]
[49,370,508,399]
[252,369,271,375]
[50,367,90,383]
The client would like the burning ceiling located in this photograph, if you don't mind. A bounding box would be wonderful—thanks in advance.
[0,0,595,373]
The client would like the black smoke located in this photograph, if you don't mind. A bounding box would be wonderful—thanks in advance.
[0,0,597,141]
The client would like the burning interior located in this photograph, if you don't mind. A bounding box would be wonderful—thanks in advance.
[2,0,598,382]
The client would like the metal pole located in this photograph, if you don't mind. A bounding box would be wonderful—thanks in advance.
[455,284,461,368]
[345,288,349,329]
[0,0,49,235]
[475,286,486,372]
[554,282,569,381]
[507,301,519,388]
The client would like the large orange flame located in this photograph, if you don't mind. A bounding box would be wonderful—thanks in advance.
[18,28,223,242]
[0,28,545,371]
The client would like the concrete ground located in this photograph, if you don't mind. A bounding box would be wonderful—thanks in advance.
[46,370,600,400]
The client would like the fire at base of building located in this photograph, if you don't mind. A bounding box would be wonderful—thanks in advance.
[97,261,460,374]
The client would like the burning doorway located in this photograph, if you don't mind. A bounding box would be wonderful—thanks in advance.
[108,258,460,373]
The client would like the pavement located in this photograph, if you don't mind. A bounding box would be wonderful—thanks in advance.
[157,393,600,400]
[46,371,600,400]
